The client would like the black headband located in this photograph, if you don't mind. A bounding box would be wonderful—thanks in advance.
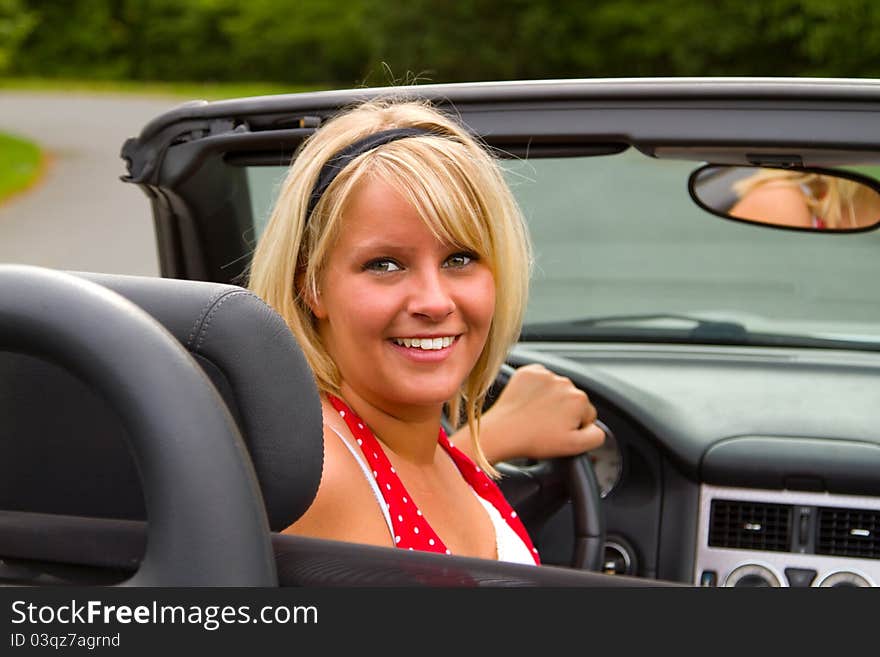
[306,127,436,221]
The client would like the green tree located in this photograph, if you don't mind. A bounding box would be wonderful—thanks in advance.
[120,0,237,81]
[365,0,880,81]
[6,0,880,85]
[219,0,372,84]
[799,0,880,77]
[0,0,35,74]
[10,0,131,78]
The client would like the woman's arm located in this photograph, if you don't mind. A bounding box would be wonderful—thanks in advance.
[730,183,814,228]
[452,364,605,464]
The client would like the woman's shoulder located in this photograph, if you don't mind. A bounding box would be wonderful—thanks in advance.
[281,409,392,547]
[730,182,814,228]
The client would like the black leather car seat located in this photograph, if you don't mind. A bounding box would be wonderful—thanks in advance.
[0,269,681,587]
[0,272,323,535]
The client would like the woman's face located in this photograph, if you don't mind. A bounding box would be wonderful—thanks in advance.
[311,176,495,414]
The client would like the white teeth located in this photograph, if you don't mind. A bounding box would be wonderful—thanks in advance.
[393,336,455,350]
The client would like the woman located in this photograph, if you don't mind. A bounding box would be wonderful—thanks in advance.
[731,169,880,230]
[249,99,603,564]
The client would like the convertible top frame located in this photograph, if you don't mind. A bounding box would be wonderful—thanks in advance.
[120,78,880,282]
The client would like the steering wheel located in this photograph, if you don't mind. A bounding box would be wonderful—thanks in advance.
[0,265,277,586]
[490,363,606,571]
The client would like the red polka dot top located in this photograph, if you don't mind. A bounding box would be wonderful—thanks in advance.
[328,394,540,565]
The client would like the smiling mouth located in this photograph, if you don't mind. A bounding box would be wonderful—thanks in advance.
[391,336,457,350]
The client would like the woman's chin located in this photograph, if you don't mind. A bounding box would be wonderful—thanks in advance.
[398,389,459,409]
[383,379,463,410]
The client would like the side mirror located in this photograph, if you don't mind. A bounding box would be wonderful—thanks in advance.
[688,164,880,232]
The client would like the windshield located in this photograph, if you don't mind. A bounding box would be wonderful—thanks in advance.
[245,149,880,348]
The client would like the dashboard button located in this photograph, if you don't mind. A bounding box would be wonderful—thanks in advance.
[699,570,717,587]
[785,567,817,587]
[817,571,871,587]
[724,564,781,587]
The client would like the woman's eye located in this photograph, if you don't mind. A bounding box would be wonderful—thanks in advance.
[444,252,476,268]
[363,258,401,273]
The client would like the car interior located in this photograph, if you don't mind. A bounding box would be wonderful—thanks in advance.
[0,267,658,586]
[3,79,880,587]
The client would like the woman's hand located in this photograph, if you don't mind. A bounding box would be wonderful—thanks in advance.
[453,364,606,464]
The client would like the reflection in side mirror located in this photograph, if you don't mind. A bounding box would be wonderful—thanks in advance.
[688,165,880,232]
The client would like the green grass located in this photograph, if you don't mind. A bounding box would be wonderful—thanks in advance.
[0,132,42,204]
[0,77,330,101]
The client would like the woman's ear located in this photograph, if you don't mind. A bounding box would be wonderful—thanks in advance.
[299,276,327,319]
[307,288,328,319]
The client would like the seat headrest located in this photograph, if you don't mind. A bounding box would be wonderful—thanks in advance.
[0,272,323,532]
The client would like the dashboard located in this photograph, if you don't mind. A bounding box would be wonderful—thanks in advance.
[509,341,880,585]
[695,484,880,587]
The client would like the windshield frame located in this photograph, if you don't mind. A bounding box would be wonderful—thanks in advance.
[120,78,880,352]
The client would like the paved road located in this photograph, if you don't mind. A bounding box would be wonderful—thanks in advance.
[0,92,184,275]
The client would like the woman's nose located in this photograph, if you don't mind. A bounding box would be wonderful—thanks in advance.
[407,270,455,320]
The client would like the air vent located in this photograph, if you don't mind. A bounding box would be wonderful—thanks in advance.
[709,499,792,551]
[817,507,880,560]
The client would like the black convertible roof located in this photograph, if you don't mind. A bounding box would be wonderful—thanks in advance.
[120,76,880,282]
[132,77,880,142]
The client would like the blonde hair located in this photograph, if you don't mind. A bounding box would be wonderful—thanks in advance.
[248,98,532,476]
[734,169,872,229]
